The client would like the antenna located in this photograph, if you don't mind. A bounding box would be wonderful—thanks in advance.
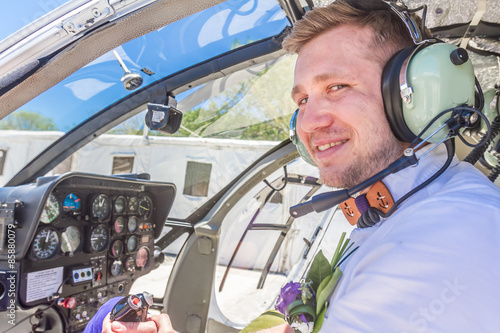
[112,50,143,90]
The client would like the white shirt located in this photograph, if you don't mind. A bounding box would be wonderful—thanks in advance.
[322,144,500,332]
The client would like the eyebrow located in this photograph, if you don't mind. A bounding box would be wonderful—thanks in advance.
[291,72,354,99]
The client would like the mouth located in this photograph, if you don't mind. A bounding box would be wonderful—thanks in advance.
[317,139,348,152]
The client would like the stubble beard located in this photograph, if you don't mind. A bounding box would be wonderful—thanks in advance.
[318,131,405,189]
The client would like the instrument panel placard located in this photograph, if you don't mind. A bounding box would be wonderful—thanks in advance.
[26,267,64,303]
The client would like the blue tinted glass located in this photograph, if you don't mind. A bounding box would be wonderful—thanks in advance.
[0,0,72,41]
[3,0,288,132]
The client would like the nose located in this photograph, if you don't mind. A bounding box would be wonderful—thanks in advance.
[298,97,334,134]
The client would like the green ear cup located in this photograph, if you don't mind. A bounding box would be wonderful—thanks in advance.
[478,89,500,169]
[402,43,475,142]
[289,109,317,166]
[296,139,317,166]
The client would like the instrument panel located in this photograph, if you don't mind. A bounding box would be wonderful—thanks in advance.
[0,172,176,333]
[30,190,156,263]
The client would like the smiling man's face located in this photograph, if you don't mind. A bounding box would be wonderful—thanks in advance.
[292,24,405,189]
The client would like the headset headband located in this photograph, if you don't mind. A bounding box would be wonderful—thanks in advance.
[345,0,426,44]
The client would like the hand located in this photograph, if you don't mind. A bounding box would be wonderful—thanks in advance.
[247,323,295,333]
[102,313,177,333]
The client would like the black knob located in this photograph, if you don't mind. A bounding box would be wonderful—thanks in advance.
[450,48,469,65]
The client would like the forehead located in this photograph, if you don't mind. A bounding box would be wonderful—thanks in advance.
[292,25,380,94]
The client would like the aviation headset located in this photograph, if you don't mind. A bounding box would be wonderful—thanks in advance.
[289,0,477,166]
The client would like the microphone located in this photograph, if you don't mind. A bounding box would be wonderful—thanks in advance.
[290,148,419,218]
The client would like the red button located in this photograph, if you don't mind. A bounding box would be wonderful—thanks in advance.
[132,297,140,305]
[96,272,102,281]
[63,297,77,309]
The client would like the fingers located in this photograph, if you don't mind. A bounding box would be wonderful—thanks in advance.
[109,320,158,333]
[101,312,176,333]
[102,313,113,333]
[149,314,177,333]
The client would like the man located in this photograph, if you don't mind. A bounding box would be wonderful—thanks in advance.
[94,0,500,331]
[284,1,500,332]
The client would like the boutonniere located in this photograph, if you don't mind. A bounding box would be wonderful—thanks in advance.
[242,232,357,333]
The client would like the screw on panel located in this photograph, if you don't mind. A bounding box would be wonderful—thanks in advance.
[92,8,101,17]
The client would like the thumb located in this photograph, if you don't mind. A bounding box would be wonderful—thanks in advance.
[111,321,127,332]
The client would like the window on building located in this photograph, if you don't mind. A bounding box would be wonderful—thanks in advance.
[112,156,134,175]
[183,161,212,197]
[0,149,7,175]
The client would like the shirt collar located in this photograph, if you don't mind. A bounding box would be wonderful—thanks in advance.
[382,143,459,205]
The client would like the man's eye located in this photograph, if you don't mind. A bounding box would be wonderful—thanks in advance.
[329,84,346,91]
[298,97,308,105]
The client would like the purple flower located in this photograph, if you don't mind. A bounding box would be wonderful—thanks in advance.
[275,281,316,333]
[275,282,302,315]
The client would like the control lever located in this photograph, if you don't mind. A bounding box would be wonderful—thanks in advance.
[110,292,153,322]
[153,246,165,269]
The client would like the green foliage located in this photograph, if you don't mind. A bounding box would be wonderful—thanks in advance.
[240,310,287,333]
[311,305,327,333]
[241,233,358,333]
[0,110,57,131]
[305,250,331,292]
[316,269,342,316]
[108,56,296,141]
[107,113,145,135]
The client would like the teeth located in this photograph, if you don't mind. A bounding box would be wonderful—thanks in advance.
[317,140,347,152]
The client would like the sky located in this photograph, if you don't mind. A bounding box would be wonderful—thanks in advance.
[0,0,72,42]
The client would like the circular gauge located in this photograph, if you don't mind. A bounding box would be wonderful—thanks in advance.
[125,256,135,272]
[110,260,123,277]
[32,228,60,259]
[89,225,109,252]
[135,246,150,269]
[91,194,111,222]
[110,240,124,257]
[40,193,60,224]
[63,193,81,214]
[128,216,138,233]
[127,236,138,253]
[114,196,127,214]
[61,226,81,254]
[138,196,153,219]
[128,197,138,213]
[114,217,126,234]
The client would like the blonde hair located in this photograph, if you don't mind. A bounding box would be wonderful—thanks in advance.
[282,0,418,66]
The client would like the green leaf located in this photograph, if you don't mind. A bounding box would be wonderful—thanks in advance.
[315,273,333,314]
[316,268,343,315]
[330,233,348,269]
[287,301,316,322]
[240,310,287,333]
[306,250,331,291]
[311,302,328,333]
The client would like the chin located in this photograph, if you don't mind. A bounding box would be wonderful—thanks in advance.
[318,168,350,189]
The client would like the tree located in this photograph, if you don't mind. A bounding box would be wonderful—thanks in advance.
[0,110,57,131]
[107,113,145,135]
[105,55,297,141]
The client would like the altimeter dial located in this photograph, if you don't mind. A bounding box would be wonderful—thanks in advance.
[32,228,60,259]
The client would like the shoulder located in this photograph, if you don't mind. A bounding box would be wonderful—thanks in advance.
[399,160,500,219]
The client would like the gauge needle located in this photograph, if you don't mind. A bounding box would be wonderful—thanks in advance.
[46,230,51,242]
